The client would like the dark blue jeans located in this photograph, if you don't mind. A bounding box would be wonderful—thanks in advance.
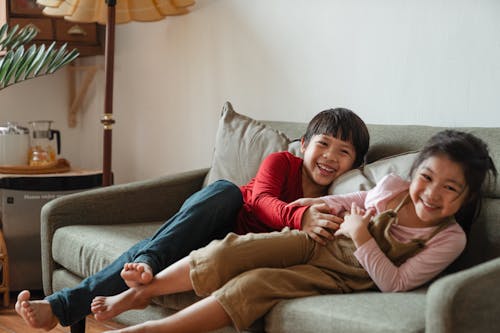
[46,180,243,326]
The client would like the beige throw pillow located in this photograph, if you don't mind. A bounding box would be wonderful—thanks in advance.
[287,140,304,158]
[363,151,418,184]
[329,151,419,195]
[329,169,373,195]
[203,102,291,186]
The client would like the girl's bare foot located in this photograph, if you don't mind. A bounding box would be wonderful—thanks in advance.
[15,290,58,331]
[91,288,151,322]
[121,263,153,288]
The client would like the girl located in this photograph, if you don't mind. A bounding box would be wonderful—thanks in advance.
[92,130,496,333]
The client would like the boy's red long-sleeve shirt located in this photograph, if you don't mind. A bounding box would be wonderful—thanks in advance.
[234,151,309,234]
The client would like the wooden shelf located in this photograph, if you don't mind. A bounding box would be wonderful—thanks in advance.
[68,62,102,127]
[1,0,104,57]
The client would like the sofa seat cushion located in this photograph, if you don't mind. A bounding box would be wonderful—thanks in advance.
[52,221,205,311]
[265,290,427,333]
[52,222,164,278]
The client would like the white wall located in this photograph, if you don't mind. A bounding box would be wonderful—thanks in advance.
[2,0,500,184]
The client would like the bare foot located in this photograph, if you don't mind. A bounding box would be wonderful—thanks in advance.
[15,290,58,331]
[91,288,151,322]
[121,263,153,288]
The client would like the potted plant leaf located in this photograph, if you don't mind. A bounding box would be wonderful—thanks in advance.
[0,23,79,90]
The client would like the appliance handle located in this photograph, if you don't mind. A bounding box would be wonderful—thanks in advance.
[49,130,61,154]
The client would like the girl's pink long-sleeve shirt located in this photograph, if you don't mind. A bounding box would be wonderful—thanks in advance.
[321,174,466,292]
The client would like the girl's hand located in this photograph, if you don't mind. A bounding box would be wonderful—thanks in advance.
[287,197,325,207]
[334,202,374,247]
[301,203,343,245]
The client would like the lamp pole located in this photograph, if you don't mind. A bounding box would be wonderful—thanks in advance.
[101,0,116,186]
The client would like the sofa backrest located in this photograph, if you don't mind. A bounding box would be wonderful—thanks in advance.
[266,121,500,189]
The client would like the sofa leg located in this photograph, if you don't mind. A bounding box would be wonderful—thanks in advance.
[70,318,86,333]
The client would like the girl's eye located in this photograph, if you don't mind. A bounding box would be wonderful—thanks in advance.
[444,185,459,193]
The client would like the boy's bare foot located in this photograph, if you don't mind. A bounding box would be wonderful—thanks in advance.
[91,288,151,322]
[15,290,58,331]
[121,263,153,288]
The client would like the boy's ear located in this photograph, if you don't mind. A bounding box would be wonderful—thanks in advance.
[300,137,307,153]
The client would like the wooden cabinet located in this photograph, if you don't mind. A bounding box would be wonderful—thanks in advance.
[1,0,104,57]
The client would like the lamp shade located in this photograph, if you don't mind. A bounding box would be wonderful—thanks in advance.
[36,0,195,24]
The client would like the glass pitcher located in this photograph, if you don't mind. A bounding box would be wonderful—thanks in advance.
[28,120,61,166]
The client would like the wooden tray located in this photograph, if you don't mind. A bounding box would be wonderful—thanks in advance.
[0,159,71,174]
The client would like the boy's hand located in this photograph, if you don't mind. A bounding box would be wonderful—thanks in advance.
[287,197,325,207]
[301,203,343,245]
[334,202,374,247]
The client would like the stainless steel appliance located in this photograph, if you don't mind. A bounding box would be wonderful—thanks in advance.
[0,122,30,166]
[0,171,102,291]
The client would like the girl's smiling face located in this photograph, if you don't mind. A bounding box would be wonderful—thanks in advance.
[409,154,469,227]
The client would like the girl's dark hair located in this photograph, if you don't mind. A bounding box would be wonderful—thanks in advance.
[302,108,370,168]
[409,130,497,234]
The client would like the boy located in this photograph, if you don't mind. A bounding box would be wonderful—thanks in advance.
[16,108,369,330]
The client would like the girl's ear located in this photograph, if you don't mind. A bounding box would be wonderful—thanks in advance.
[465,190,476,204]
[300,137,307,153]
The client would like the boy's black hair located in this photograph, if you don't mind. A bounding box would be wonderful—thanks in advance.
[409,130,497,235]
[303,108,369,168]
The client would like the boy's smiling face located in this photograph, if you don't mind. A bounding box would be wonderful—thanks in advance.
[300,134,356,194]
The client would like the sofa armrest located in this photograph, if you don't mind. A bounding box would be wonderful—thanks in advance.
[426,256,500,333]
[41,168,209,295]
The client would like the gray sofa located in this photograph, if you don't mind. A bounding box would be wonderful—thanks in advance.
[41,103,500,333]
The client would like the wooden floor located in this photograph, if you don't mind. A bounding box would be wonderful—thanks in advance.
[0,292,126,333]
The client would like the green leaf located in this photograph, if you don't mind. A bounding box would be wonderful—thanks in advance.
[20,25,37,40]
[47,43,68,73]
[23,44,46,80]
[0,55,5,73]
[3,46,25,87]
[14,44,37,83]
[9,25,37,50]
[0,24,10,51]
[0,51,14,88]
[56,48,79,69]
[48,48,79,74]
[33,42,55,76]
[41,52,57,75]
[0,24,8,41]
[1,24,39,52]
[1,24,20,49]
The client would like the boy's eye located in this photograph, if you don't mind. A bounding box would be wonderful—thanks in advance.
[341,149,351,155]
[419,173,432,181]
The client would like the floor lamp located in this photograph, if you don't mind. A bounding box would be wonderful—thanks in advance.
[37,0,195,186]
